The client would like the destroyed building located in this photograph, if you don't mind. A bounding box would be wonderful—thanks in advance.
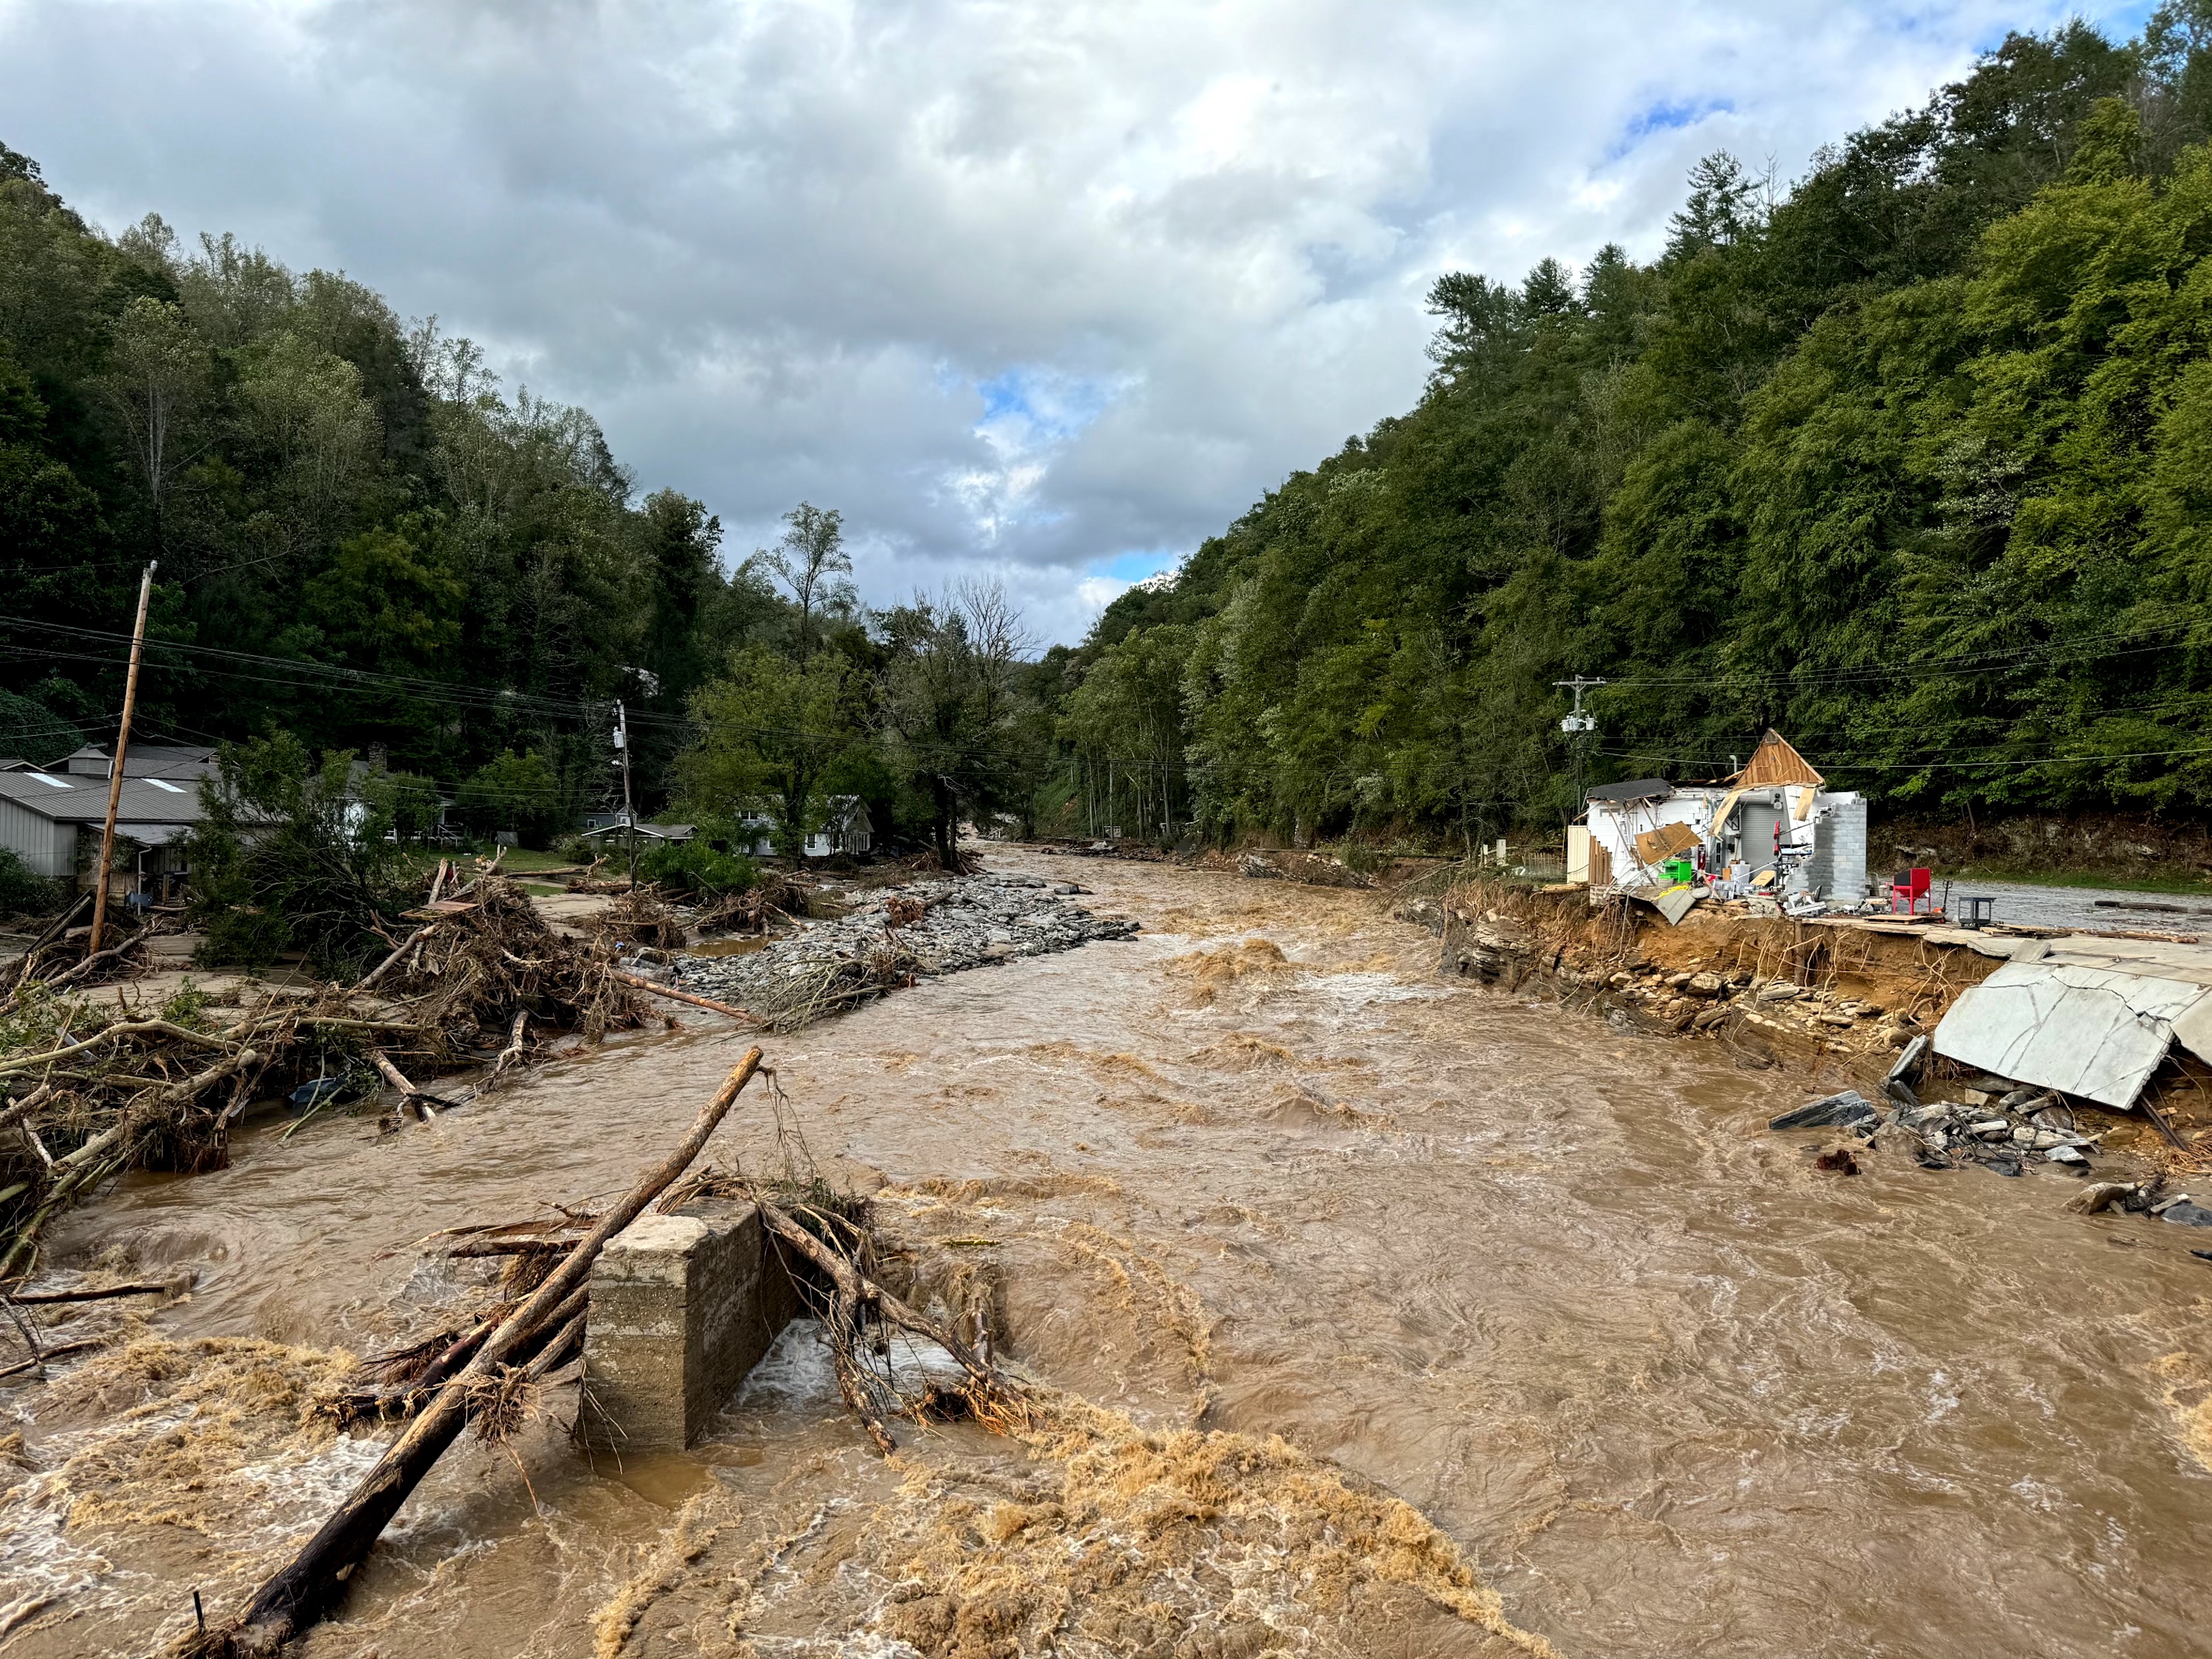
[1568,730,1868,903]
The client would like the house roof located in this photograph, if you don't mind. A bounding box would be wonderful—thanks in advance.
[0,769,204,827]
[582,821,693,841]
[1585,777,1674,804]
[56,744,218,782]
[1732,729,1824,789]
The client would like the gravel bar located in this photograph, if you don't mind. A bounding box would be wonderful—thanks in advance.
[667,872,1138,1011]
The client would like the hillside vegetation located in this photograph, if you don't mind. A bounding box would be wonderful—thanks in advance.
[1048,9,2212,846]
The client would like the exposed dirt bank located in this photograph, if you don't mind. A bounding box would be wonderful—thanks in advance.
[1876,813,2212,891]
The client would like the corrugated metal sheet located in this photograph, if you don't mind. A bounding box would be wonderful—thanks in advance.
[1585,778,1673,804]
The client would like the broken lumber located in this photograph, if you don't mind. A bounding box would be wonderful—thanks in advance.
[611,971,757,1023]
[195,1046,765,1658]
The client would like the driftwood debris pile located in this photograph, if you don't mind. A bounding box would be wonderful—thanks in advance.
[692,869,813,936]
[183,1048,766,1658]
[0,863,651,1286]
[4,891,153,998]
[590,886,689,950]
[757,1189,1029,1453]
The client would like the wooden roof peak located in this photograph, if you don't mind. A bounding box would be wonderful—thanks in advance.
[1733,728,1825,789]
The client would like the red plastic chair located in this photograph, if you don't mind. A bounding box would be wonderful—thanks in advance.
[1889,868,1932,915]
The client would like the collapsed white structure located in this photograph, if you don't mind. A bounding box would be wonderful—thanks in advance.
[1932,933,2212,1110]
[1568,730,1868,902]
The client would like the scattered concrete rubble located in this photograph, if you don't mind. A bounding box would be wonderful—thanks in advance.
[667,872,1139,1017]
[1770,1077,2107,1176]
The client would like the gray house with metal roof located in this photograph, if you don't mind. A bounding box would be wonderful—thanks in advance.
[0,765,205,893]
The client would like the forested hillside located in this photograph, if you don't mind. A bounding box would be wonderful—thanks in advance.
[0,143,778,818]
[14,7,2212,863]
[1048,8,2212,847]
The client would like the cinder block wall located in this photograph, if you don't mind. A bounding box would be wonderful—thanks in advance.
[580,1197,800,1452]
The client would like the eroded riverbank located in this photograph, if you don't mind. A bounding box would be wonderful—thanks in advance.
[5,852,2211,1658]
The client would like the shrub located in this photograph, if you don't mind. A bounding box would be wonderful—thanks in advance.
[0,846,61,918]
[636,840,759,897]
[186,732,408,977]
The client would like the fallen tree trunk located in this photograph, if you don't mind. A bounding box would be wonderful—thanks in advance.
[351,923,437,995]
[195,1045,765,1658]
[0,1018,241,1079]
[7,1281,173,1304]
[369,1051,442,1119]
[611,971,759,1023]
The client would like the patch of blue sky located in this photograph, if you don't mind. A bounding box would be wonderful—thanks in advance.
[1090,549,1178,584]
[1602,97,1735,164]
[2072,1,2158,46]
[973,366,1118,450]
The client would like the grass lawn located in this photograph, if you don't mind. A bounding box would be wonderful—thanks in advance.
[1941,863,2212,897]
[395,846,582,877]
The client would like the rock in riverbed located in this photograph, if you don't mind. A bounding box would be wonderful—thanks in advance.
[1770,1091,1879,1131]
[669,872,1139,1020]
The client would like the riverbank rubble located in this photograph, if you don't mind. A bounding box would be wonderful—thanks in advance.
[661,872,1138,1031]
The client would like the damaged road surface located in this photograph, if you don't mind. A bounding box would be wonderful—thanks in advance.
[5,852,2212,1659]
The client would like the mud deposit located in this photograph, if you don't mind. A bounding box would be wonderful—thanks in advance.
[5,852,2212,1657]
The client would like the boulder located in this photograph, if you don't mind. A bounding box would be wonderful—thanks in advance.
[2067,1181,2137,1214]
[2160,1201,2212,1228]
[1687,971,1725,997]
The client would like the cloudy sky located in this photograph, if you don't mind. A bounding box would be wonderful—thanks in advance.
[0,0,2153,644]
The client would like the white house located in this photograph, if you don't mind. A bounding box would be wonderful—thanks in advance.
[804,796,872,859]
[1571,731,1868,903]
[729,796,872,859]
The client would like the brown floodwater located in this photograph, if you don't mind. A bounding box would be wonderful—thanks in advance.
[5,851,2212,1658]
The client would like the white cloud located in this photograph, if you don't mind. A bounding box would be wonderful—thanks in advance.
[0,0,2140,644]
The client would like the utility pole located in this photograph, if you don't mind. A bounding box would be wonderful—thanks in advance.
[614,700,637,889]
[88,561,156,956]
[1554,675,1605,831]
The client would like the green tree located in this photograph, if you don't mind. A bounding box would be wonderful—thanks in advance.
[95,296,208,526]
[456,749,567,846]
[756,501,853,658]
[678,644,852,858]
[877,584,1028,869]
[185,732,406,975]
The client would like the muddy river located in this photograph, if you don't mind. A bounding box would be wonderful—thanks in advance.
[5,852,2211,1658]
